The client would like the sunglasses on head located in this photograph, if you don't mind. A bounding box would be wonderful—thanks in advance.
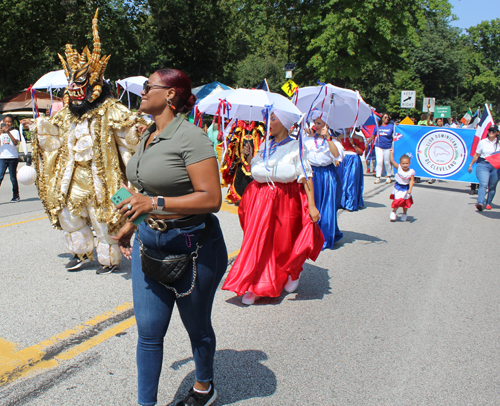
[143,80,170,95]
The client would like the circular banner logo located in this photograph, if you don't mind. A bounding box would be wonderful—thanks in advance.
[416,129,468,177]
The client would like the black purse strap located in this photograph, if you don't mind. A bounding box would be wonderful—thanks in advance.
[137,214,214,298]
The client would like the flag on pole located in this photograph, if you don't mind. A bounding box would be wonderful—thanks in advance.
[361,112,377,137]
[255,79,270,91]
[461,108,472,124]
[470,104,495,156]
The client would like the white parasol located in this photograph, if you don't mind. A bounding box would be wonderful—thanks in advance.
[116,76,148,108]
[197,88,306,174]
[33,70,69,90]
[32,70,69,117]
[292,84,372,132]
[196,88,302,124]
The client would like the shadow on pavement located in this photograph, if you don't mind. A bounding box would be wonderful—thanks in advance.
[361,201,386,208]
[56,252,132,279]
[167,349,277,406]
[334,230,388,247]
[225,293,286,307]
[289,263,331,301]
[478,211,500,220]
[413,182,470,194]
[0,197,41,206]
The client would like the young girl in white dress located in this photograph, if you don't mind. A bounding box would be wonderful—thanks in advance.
[389,150,415,221]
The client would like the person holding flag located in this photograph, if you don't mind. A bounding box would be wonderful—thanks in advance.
[468,125,500,211]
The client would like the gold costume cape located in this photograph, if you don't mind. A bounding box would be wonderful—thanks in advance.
[32,98,144,236]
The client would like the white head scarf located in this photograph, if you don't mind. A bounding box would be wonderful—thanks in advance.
[272,109,299,131]
[310,109,324,122]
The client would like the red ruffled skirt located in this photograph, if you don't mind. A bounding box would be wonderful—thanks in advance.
[390,194,414,209]
[222,180,324,297]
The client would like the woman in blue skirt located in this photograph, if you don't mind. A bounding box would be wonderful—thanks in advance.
[339,129,365,211]
[305,113,344,249]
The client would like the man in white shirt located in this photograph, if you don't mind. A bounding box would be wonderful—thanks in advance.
[0,114,21,202]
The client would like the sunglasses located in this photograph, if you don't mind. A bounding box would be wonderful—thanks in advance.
[143,80,170,95]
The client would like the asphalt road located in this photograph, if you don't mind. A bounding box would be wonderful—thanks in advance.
[1,169,499,406]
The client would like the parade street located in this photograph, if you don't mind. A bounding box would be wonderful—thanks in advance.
[1,173,499,406]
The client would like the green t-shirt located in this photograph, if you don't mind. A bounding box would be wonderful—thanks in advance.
[127,114,216,199]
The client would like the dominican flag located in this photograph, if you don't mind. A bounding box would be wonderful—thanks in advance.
[254,79,270,91]
[361,112,377,137]
[486,151,500,169]
[470,104,494,156]
[393,131,403,141]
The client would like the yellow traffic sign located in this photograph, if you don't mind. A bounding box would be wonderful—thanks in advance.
[400,116,414,125]
[281,80,298,97]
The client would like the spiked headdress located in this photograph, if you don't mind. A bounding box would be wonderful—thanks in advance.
[58,9,111,106]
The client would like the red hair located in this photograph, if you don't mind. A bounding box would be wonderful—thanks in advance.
[155,69,196,113]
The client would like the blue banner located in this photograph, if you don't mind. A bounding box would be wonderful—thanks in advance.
[394,125,477,182]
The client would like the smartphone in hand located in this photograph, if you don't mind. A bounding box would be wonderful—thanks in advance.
[111,187,148,226]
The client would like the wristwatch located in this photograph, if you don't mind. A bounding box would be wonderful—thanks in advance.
[157,196,165,210]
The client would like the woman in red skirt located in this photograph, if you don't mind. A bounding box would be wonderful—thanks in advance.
[222,111,324,305]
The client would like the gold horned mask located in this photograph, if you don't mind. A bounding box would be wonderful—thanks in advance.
[58,9,110,106]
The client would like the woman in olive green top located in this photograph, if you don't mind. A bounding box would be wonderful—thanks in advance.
[113,69,226,406]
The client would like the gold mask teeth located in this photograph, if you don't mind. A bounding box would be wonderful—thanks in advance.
[58,54,70,79]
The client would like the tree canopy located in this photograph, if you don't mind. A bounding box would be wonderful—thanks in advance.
[0,0,498,120]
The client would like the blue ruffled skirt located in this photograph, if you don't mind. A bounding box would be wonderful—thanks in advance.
[339,154,364,211]
[312,164,343,249]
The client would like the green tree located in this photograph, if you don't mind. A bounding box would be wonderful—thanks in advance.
[462,19,500,119]
[0,0,149,99]
[234,54,286,92]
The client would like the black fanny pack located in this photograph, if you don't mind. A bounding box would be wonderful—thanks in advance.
[138,215,213,298]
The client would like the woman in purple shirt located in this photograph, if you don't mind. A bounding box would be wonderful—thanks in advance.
[367,113,394,184]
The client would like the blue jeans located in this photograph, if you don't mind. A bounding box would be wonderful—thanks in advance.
[0,158,19,199]
[476,161,499,206]
[132,215,227,406]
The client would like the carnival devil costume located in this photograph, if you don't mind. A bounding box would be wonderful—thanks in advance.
[32,10,145,272]
[217,120,264,204]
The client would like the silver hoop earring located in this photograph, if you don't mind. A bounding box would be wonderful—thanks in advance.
[166,98,172,107]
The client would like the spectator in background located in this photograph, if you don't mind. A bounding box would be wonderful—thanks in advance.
[434,118,444,127]
[367,113,394,184]
[445,117,459,128]
[417,113,428,126]
[0,114,21,202]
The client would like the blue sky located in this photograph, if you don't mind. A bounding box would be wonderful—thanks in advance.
[449,0,500,30]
